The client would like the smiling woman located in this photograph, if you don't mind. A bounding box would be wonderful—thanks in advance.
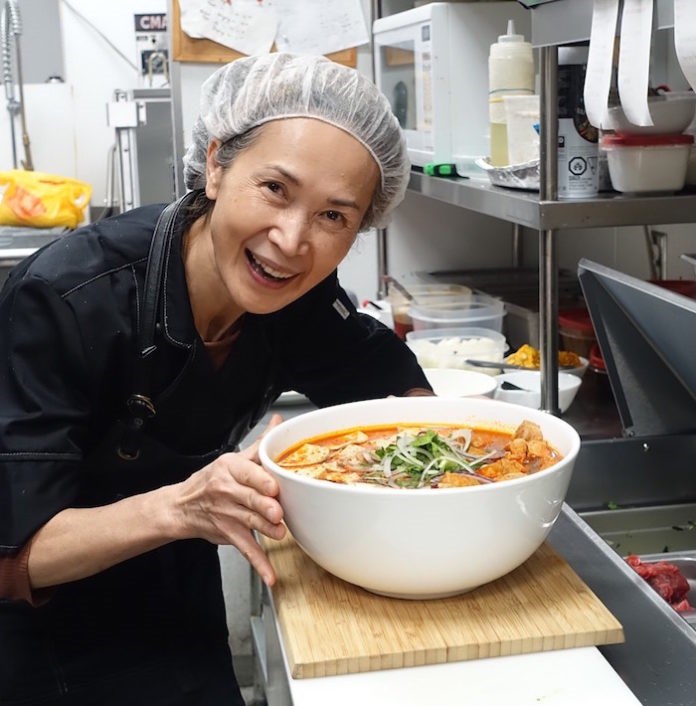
[183,118,380,337]
[0,53,432,705]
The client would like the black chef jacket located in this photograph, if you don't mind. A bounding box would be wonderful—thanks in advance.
[0,199,430,704]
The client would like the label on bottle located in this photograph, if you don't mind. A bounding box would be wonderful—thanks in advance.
[558,62,599,198]
[558,119,599,198]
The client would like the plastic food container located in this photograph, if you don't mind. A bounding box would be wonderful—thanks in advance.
[409,293,505,332]
[405,327,508,375]
[601,133,693,194]
[558,308,596,359]
[387,283,471,339]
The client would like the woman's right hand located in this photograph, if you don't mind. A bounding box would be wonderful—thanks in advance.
[168,414,287,585]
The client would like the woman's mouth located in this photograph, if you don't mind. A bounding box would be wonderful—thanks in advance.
[245,250,296,283]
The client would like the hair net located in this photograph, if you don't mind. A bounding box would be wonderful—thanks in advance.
[182,53,410,229]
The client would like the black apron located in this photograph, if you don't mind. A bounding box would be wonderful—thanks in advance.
[0,197,267,706]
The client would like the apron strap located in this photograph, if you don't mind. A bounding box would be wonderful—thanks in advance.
[119,193,195,460]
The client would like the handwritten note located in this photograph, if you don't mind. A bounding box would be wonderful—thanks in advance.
[674,0,696,93]
[617,0,654,127]
[178,0,368,57]
[179,0,278,56]
[272,0,368,55]
[584,0,620,129]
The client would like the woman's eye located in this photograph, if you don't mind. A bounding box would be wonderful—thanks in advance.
[324,210,345,224]
[264,181,283,195]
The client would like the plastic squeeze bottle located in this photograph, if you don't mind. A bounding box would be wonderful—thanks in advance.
[488,19,534,166]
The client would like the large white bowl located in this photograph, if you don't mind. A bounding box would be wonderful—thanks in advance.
[423,367,498,398]
[494,371,582,413]
[259,397,581,600]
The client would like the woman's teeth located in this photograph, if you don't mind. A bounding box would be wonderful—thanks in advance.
[248,251,293,281]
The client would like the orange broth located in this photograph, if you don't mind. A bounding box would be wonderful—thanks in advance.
[277,423,513,462]
[275,421,561,488]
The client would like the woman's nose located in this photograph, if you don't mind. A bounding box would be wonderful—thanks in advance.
[268,210,311,256]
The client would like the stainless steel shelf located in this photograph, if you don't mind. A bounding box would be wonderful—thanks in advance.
[408,171,696,231]
[531,0,674,48]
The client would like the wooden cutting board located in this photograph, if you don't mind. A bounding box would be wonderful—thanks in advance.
[262,534,624,679]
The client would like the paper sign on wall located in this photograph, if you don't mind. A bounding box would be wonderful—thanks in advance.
[178,0,368,57]
[179,0,278,56]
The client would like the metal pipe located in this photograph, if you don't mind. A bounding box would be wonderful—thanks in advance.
[371,0,390,302]
[539,45,560,414]
[1,0,31,170]
[511,223,523,267]
[1,0,19,168]
[14,32,32,170]
[376,228,389,299]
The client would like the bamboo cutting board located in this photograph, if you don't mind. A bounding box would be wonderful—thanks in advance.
[262,535,624,679]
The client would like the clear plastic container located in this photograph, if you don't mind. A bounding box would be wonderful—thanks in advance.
[386,282,472,339]
[409,293,505,332]
[405,327,508,374]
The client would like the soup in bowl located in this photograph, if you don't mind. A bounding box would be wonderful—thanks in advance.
[259,397,581,599]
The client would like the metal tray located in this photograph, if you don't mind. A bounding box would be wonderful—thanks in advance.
[580,504,696,629]
[474,158,539,191]
[633,552,696,628]
[580,503,696,555]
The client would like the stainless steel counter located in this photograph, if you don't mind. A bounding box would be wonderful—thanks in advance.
[0,227,66,282]
[548,507,696,706]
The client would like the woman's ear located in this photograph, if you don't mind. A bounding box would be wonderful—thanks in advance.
[205,140,223,199]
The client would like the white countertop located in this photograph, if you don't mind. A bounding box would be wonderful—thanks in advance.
[262,590,644,706]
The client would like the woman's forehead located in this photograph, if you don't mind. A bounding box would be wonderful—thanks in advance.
[239,119,380,196]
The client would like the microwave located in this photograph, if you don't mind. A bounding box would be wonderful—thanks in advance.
[373,2,531,173]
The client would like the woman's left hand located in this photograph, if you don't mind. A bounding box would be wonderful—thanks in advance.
[168,414,287,585]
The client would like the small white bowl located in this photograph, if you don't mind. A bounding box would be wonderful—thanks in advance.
[423,368,498,398]
[604,93,696,135]
[504,355,589,378]
[567,356,589,378]
[494,371,582,413]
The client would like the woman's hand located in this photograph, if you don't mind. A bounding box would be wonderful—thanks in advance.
[170,414,287,585]
[26,415,288,591]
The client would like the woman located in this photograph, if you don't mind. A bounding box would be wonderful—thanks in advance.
[0,53,430,704]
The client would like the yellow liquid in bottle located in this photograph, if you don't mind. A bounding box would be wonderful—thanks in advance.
[490,122,509,167]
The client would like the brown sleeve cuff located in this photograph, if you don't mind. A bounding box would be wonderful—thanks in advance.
[0,540,54,607]
[402,387,436,397]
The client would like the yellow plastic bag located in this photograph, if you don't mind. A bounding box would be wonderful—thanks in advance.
[0,170,92,229]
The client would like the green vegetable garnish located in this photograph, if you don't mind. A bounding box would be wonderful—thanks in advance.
[371,430,496,488]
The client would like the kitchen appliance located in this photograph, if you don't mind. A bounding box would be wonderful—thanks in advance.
[106,88,176,213]
[372,2,531,173]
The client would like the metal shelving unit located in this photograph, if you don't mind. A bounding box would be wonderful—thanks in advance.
[408,172,696,231]
[397,0,694,413]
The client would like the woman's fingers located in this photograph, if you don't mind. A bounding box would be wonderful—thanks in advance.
[233,528,284,586]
